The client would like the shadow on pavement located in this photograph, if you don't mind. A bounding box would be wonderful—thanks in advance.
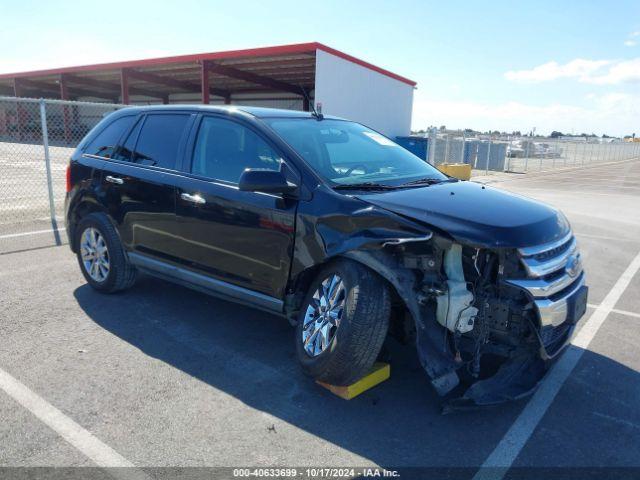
[72,274,639,471]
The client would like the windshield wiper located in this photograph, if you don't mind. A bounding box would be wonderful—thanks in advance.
[333,182,398,191]
[399,177,457,187]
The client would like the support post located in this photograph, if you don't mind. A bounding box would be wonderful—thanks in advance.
[302,96,310,112]
[428,128,437,166]
[59,74,72,144]
[224,95,231,105]
[39,99,61,246]
[444,135,450,163]
[201,61,210,104]
[120,69,130,104]
[12,79,25,141]
[486,138,491,175]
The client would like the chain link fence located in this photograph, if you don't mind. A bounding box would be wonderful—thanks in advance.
[424,129,640,175]
[0,97,124,254]
[503,137,640,173]
[1,96,640,255]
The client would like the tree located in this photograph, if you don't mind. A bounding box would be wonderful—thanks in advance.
[550,131,563,138]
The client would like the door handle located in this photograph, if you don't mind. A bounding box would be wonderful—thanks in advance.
[105,175,124,185]
[180,192,206,205]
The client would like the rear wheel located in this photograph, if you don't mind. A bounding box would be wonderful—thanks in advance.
[75,213,136,293]
[295,259,391,385]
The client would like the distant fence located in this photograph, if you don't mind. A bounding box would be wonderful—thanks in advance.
[0,96,124,254]
[397,130,640,174]
[1,96,640,254]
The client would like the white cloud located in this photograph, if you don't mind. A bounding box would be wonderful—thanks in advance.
[505,59,610,82]
[411,92,639,137]
[505,58,640,85]
[586,58,640,84]
[624,40,637,47]
[0,39,170,74]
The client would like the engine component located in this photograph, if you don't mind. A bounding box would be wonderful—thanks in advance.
[436,244,478,333]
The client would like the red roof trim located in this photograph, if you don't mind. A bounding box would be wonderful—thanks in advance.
[0,42,416,87]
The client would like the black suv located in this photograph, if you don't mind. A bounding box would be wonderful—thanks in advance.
[66,106,587,409]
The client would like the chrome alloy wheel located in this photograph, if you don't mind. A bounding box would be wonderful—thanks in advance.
[80,227,110,282]
[302,274,346,357]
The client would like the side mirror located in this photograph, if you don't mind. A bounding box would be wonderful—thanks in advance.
[238,169,298,196]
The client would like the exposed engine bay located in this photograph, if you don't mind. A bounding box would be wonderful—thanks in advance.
[343,230,587,412]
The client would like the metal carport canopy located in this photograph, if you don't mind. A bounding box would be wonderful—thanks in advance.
[0,42,416,109]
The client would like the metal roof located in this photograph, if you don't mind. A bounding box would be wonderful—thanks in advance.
[0,42,415,102]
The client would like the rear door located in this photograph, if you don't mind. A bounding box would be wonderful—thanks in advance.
[100,112,194,260]
[174,115,299,300]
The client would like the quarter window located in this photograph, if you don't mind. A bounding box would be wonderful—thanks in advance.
[84,115,136,158]
[112,117,143,162]
[192,117,282,183]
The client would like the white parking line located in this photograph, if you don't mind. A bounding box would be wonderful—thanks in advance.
[0,366,150,480]
[588,303,640,320]
[0,228,64,239]
[576,232,640,243]
[473,249,640,480]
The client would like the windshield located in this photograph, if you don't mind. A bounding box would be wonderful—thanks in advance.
[264,119,447,186]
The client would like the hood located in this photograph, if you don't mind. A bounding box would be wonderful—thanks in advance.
[356,181,570,248]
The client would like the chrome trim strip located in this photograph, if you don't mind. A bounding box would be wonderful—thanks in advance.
[382,233,433,247]
[518,231,573,257]
[128,252,283,313]
[520,238,578,277]
[533,273,585,327]
[82,153,111,161]
[506,262,583,297]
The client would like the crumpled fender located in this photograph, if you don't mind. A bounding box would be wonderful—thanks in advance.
[340,249,462,395]
[290,187,463,395]
[289,186,548,411]
[290,186,438,281]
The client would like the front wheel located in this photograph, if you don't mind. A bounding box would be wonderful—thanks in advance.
[295,259,391,386]
[75,213,136,293]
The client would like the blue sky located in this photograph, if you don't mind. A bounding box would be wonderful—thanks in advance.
[2,0,638,135]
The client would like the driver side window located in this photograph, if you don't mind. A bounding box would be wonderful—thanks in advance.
[192,117,282,183]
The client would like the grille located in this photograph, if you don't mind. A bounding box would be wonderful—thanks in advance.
[518,234,578,279]
[506,232,585,336]
[530,241,572,262]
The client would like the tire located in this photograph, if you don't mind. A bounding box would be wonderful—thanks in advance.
[295,259,391,385]
[75,212,136,293]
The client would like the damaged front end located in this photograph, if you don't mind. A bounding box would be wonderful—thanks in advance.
[292,184,588,411]
[348,231,588,412]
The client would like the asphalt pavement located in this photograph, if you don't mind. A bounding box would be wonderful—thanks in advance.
[1,159,639,479]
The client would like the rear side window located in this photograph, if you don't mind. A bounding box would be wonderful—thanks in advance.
[127,114,190,169]
[84,116,136,158]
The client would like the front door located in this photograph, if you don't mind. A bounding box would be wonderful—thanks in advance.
[174,115,298,300]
